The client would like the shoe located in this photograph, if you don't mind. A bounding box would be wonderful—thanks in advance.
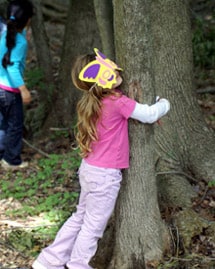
[32,260,47,269]
[1,159,28,170]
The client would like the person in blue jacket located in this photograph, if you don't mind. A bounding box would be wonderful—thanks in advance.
[0,0,34,169]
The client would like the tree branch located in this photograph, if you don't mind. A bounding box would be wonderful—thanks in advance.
[196,86,215,94]
[156,170,198,183]
[22,138,50,158]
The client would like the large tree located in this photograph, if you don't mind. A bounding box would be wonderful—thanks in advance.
[102,0,215,268]
[110,0,167,267]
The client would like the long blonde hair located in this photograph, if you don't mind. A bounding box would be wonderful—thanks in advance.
[71,54,118,158]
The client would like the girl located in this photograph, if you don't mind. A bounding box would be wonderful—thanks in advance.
[33,48,170,269]
[0,0,34,169]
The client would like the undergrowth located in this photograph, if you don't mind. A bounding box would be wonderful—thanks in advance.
[0,149,81,255]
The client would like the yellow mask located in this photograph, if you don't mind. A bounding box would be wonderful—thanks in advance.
[79,48,122,89]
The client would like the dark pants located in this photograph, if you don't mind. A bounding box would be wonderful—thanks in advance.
[0,88,24,165]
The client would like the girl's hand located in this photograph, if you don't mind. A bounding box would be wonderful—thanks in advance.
[19,85,32,104]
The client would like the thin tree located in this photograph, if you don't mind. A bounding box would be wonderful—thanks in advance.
[93,0,115,58]
[44,0,101,128]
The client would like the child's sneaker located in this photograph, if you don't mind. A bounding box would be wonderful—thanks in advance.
[32,260,47,269]
[1,159,28,170]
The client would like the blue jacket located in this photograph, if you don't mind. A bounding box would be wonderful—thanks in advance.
[0,30,27,88]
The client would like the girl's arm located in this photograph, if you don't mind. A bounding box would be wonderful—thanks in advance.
[130,98,170,123]
[19,84,31,104]
[7,36,27,87]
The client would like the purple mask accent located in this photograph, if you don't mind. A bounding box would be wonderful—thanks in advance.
[97,50,107,60]
[108,74,114,81]
[83,64,100,79]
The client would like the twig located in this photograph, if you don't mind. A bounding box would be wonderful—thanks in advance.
[156,170,198,183]
[0,267,29,269]
[170,256,215,262]
[0,223,58,231]
[196,86,215,94]
[168,225,180,257]
[22,138,50,158]
[49,127,69,131]
[0,266,30,269]
[198,185,209,204]
[168,225,176,254]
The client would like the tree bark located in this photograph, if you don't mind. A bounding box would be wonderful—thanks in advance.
[151,2,215,261]
[41,0,68,22]
[28,0,56,135]
[93,0,115,59]
[110,1,169,268]
[46,0,101,128]
[108,0,215,268]
[150,0,215,200]
[0,0,6,16]
[31,0,53,83]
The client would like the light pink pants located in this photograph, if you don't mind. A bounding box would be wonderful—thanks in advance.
[35,160,122,269]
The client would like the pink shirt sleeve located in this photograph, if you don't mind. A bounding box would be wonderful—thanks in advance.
[116,94,136,119]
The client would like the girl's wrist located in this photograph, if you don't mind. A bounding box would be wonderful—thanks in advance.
[19,85,28,92]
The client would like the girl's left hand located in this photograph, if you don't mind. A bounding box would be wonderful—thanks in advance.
[19,85,32,104]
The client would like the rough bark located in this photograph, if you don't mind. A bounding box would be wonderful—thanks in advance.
[28,0,55,136]
[31,0,53,83]
[41,0,68,22]
[150,1,215,262]
[150,0,215,204]
[0,0,6,16]
[110,1,169,268]
[108,0,215,268]
[46,0,101,128]
[93,0,115,58]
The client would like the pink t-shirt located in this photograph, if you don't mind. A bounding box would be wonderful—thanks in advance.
[84,92,136,169]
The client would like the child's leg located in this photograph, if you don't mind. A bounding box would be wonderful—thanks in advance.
[0,129,5,159]
[33,190,87,269]
[0,113,6,158]
[66,166,122,269]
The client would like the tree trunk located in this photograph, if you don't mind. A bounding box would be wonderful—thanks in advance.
[0,0,7,16]
[29,0,55,135]
[45,0,101,128]
[110,1,170,268]
[151,1,215,264]
[31,0,53,83]
[150,0,215,202]
[106,0,215,268]
[93,0,115,58]
[41,0,68,22]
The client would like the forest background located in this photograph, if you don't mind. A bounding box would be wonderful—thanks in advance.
[0,0,215,269]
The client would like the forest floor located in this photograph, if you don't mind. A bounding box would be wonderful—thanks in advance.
[0,10,215,269]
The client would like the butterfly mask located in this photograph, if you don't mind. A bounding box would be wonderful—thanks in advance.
[79,48,123,89]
